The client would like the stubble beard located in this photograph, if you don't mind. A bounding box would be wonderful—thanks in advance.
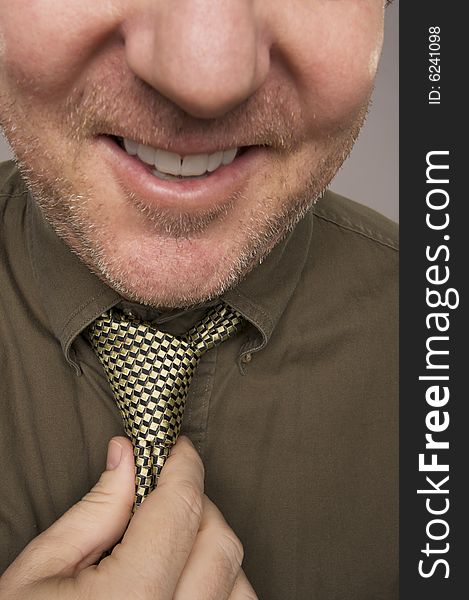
[16,139,360,309]
[1,70,369,309]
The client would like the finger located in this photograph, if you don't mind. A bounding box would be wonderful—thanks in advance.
[173,496,244,600]
[110,436,205,599]
[230,569,259,599]
[1,437,135,584]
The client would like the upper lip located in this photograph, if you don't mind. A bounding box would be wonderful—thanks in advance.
[105,133,263,156]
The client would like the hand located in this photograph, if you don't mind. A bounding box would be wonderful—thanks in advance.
[0,436,257,599]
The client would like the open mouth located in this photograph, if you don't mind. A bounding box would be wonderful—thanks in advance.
[109,135,250,182]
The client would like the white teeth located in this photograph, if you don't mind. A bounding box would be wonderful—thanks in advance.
[137,143,156,165]
[152,169,207,182]
[122,138,239,177]
[152,169,181,181]
[155,149,181,176]
[207,151,223,172]
[222,148,237,165]
[181,154,209,177]
[124,138,138,156]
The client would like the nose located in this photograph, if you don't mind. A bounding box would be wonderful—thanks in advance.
[122,0,270,119]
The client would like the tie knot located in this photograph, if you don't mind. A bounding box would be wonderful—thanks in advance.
[185,303,245,356]
[87,302,244,507]
[89,309,193,361]
[88,302,244,360]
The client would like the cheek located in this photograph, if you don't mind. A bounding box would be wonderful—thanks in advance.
[290,4,384,131]
[0,1,119,97]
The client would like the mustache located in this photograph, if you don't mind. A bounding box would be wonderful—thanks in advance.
[63,62,304,154]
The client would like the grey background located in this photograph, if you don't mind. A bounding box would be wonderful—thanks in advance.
[331,0,398,221]
[0,1,398,222]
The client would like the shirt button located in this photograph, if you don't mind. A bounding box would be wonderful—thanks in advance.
[241,352,252,364]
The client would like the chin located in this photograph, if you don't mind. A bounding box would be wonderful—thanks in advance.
[97,268,239,309]
[83,244,247,308]
[78,204,293,308]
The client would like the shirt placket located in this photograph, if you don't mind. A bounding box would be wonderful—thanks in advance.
[182,345,218,459]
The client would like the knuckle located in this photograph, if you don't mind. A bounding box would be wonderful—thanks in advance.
[216,528,244,570]
[83,479,115,504]
[193,452,205,479]
[157,475,204,534]
[174,438,205,476]
[74,481,131,522]
[171,480,204,524]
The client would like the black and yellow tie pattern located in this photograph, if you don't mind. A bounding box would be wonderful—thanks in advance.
[88,303,243,507]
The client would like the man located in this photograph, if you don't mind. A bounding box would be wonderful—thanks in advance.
[0,1,398,598]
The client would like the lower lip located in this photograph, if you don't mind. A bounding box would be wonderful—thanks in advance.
[98,136,265,212]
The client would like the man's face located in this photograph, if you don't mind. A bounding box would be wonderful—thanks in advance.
[0,1,385,307]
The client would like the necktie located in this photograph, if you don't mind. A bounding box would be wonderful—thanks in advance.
[88,303,243,507]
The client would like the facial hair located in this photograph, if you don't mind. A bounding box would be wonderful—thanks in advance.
[1,61,369,308]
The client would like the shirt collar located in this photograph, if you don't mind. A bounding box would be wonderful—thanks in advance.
[27,192,313,368]
[222,215,313,356]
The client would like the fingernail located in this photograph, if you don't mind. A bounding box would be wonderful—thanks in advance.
[106,439,123,470]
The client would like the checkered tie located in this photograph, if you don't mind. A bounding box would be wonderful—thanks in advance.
[88,303,243,507]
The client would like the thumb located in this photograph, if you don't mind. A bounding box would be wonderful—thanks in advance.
[12,437,136,582]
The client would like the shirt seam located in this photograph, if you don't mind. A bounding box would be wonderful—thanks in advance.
[224,289,272,358]
[0,191,28,199]
[312,209,398,251]
[58,288,118,340]
[226,289,274,332]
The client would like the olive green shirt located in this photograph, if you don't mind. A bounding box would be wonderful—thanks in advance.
[0,160,398,599]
